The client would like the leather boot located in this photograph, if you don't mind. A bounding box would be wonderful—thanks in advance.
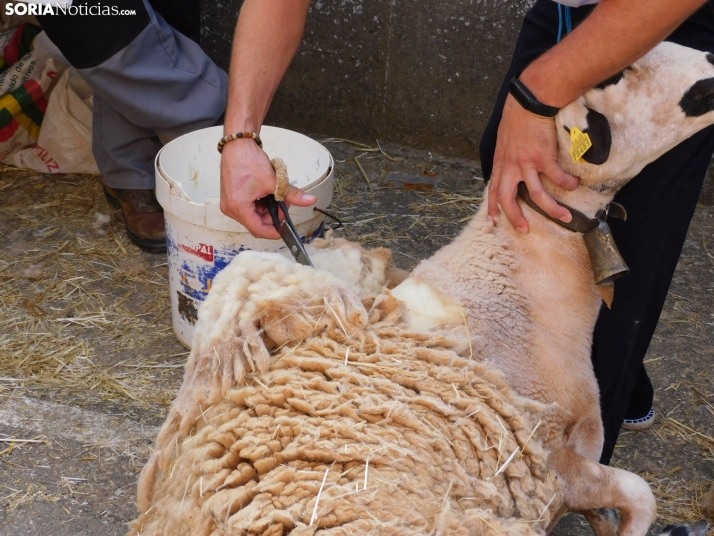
[103,185,167,253]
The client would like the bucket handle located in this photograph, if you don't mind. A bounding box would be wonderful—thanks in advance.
[313,207,343,231]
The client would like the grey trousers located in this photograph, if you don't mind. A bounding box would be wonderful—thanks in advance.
[78,2,227,189]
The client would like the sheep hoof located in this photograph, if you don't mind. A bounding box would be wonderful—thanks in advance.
[659,520,710,536]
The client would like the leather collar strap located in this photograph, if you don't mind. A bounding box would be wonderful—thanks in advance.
[516,181,600,233]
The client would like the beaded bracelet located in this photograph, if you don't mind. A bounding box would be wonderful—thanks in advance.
[217,131,262,153]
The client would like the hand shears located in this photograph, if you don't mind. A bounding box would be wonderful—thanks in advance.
[259,194,314,267]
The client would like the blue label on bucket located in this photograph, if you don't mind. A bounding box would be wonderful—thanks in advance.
[166,221,325,304]
[166,232,243,302]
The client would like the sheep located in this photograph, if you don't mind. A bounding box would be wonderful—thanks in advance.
[129,41,714,536]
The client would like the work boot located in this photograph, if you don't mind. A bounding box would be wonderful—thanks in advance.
[103,185,167,253]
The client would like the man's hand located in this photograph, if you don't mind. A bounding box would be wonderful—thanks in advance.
[220,0,311,237]
[220,139,316,239]
[487,0,706,234]
[488,95,578,234]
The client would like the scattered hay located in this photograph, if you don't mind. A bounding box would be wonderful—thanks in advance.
[320,138,483,263]
[661,416,714,451]
[0,167,184,411]
[645,476,712,527]
[5,483,61,512]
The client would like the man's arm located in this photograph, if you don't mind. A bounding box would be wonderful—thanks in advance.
[489,0,707,233]
[220,0,312,239]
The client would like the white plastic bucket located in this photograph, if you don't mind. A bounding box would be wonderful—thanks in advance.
[155,125,333,348]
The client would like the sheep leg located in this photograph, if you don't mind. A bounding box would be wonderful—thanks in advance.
[549,447,656,536]
[580,508,619,536]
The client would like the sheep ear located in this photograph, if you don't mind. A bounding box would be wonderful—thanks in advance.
[679,77,714,117]
[581,108,612,165]
[595,70,625,90]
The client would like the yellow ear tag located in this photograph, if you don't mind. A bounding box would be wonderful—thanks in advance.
[570,127,593,163]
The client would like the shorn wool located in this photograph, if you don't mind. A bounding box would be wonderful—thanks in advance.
[130,244,559,535]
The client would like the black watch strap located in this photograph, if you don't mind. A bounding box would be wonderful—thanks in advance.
[508,76,560,118]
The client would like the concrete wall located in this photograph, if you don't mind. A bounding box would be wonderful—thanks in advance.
[201,0,536,159]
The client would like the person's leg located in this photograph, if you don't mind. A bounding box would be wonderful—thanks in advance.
[37,0,227,252]
[591,5,714,461]
[595,126,714,463]
[81,2,227,188]
[621,363,655,430]
[479,1,714,465]
[91,94,166,252]
[77,1,227,147]
[92,94,162,190]
[89,1,226,252]
[45,0,222,186]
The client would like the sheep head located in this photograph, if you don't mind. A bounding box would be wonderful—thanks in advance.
[555,41,714,193]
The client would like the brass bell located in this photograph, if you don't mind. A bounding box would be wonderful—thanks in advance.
[583,220,630,308]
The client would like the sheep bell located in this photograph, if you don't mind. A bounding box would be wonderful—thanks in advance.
[584,217,629,308]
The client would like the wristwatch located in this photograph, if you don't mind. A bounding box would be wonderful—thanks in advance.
[508,77,560,118]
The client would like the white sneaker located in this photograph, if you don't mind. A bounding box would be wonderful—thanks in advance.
[622,408,655,431]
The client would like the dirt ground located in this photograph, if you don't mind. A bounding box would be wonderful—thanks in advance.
[0,139,712,535]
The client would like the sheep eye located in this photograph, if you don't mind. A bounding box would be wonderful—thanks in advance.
[679,77,714,117]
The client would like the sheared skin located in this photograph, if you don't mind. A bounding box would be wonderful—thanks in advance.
[403,198,602,460]
[393,41,714,536]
